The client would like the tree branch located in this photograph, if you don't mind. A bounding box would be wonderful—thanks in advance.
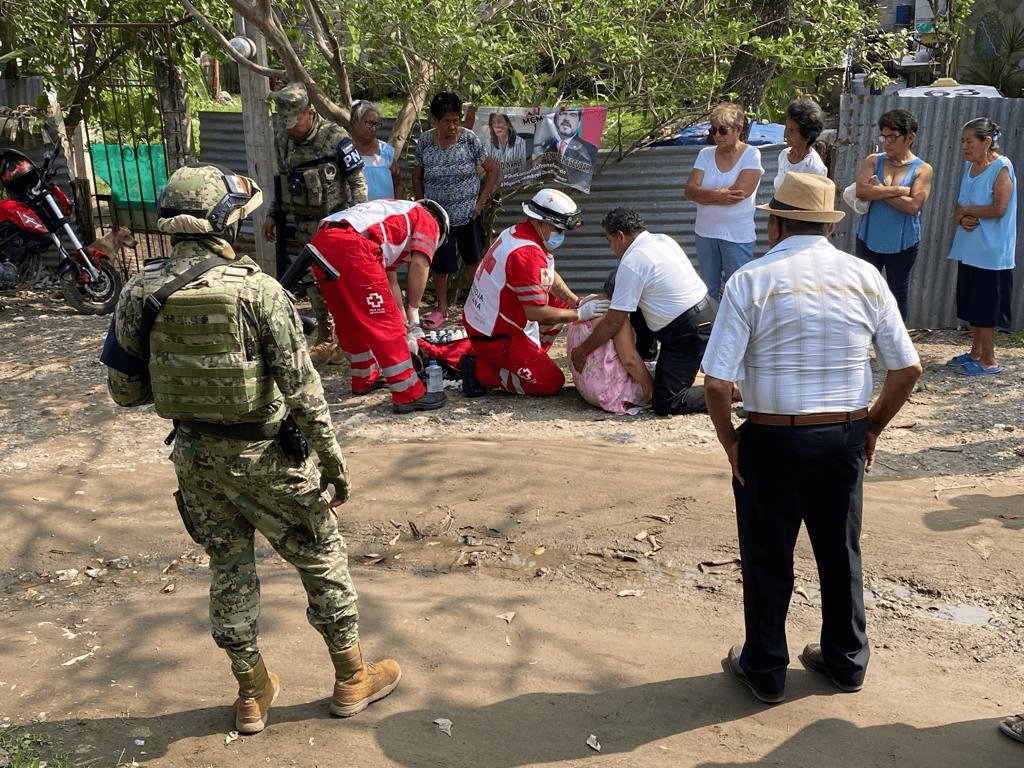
[179,0,284,79]
[303,0,352,105]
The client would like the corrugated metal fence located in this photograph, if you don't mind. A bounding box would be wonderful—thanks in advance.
[0,76,45,108]
[489,145,783,292]
[833,93,1024,330]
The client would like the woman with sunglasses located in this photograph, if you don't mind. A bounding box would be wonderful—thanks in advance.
[684,102,764,299]
[350,100,403,200]
[852,109,933,321]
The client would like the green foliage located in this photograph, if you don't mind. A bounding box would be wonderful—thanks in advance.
[318,0,888,139]
[964,15,1024,96]
[2,0,228,126]
[0,726,69,768]
[4,0,899,154]
[922,0,976,78]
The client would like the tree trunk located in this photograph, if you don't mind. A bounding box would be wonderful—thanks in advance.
[718,0,792,111]
[154,56,196,171]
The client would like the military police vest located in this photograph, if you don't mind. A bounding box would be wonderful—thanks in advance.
[146,256,280,422]
[277,116,362,218]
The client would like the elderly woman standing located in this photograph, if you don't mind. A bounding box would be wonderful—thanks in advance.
[413,92,500,329]
[946,117,1017,376]
[774,99,828,190]
[684,102,764,299]
[350,100,402,200]
[853,109,933,321]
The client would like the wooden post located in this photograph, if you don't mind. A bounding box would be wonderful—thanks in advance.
[232,14,275,273]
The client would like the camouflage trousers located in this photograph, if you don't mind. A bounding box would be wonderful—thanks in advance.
[171,429,358,669]
[295,217,336,346]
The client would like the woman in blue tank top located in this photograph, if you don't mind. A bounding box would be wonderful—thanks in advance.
[853,109,934,321]
[945,117,1017,376]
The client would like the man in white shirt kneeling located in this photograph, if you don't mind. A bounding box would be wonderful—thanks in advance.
[569,207,716,416]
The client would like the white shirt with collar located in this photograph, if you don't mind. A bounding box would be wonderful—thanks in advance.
[609,231,708,332]
[701,234,919,414]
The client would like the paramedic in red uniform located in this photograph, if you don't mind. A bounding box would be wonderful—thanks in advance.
[461,188,608,396]
[310,199,450,413]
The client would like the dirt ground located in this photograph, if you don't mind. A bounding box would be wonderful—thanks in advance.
[2,285,1024,768]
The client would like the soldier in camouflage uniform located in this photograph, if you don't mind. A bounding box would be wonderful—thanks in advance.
[103,164,400,735]
[262,82,369,366]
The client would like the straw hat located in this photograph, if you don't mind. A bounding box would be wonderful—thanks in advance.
[757,172,845,224]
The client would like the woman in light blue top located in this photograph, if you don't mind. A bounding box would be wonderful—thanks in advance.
[350,100,402,200]
[853,109,933,321]
[946,117,1017,376]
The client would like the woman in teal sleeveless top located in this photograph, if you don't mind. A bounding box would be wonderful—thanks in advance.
[853,109,934,321]
[946,117,1017,376]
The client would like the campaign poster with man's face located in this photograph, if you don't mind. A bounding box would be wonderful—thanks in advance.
[471,106,607,193]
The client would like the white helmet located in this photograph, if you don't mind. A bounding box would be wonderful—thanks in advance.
[522,188,581,231]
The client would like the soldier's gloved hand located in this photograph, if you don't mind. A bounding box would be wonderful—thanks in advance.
[577,299,611,322]
[320,472,351,508]
[407,326,425,356]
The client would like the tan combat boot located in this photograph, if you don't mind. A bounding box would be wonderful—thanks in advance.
[329,643,401,717]
[232,657,281,734]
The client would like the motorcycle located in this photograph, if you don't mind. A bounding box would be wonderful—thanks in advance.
[0,147,122,314]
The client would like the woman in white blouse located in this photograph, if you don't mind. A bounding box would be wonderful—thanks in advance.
[774,98,828,190]
[684,102,764,299]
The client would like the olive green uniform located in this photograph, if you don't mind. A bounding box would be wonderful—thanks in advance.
[273,113,369,345]
[107,236,359,669]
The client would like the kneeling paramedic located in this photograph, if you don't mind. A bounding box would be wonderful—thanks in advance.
[101,164,400,734]
[462,188,607,396]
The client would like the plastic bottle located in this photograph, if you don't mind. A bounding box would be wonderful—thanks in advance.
[425,360,443,393]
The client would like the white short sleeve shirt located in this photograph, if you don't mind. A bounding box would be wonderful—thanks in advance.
[773,147,828,191]
[701,235,919,413]
[692,145,764,243]
[608,231,708,332]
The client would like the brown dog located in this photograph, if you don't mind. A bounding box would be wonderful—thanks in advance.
[87,225,137,256]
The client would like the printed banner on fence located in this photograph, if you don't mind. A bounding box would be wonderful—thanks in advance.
[469,106,607,194]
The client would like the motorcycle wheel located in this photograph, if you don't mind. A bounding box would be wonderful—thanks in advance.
[17,252,43,285]
[60,259,123,315]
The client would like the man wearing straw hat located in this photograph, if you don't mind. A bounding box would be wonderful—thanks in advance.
[701,172,922,705]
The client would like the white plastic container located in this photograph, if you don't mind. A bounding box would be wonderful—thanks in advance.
[425,360,444,393]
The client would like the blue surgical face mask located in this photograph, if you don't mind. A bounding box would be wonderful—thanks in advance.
[545,230,565,250]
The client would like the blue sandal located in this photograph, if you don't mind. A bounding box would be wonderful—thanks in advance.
[946,353,973,368]
[957,360,1003,376]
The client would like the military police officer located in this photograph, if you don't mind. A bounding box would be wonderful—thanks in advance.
[103,164,400,734]
[263,82,369,366]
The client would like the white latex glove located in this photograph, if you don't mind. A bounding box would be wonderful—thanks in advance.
[577,299,610,322]
[406,306,421,327]
[407,326,425,356]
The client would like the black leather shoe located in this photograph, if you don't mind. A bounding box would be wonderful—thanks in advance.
[460,354,487,398]
[723,645,785,704]
[798,643,863,692]
[392,390,447,414]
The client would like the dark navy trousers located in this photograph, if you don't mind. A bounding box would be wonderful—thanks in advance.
[733,417,870,695]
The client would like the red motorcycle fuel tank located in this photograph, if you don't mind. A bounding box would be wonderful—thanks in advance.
[0,199,49,235]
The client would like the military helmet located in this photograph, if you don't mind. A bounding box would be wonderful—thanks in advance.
[157,164,263,238]
[522,188,581,231]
